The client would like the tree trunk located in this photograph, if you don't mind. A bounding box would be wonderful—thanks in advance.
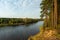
[53,0,57,28]
[51,9,54,27]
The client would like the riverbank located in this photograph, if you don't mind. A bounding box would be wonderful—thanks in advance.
[28,27,60,40]
[0,22,37,27]
[0,18,44,27]
[0,23,24,27]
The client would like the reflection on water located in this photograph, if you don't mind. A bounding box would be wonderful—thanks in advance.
[0,21,43,40]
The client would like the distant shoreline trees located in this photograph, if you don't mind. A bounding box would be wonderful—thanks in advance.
[0,18,43,26]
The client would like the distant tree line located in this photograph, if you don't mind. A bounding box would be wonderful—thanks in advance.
[0,18,43,26]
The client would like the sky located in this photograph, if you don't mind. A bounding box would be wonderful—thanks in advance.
[0,0,42,18]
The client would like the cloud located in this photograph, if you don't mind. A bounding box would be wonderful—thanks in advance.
[0,0,41,18]
[0,0,40,10]
[21,0,35,8]
[20,0,31,7]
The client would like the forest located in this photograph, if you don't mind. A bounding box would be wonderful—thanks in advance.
[28,0,60,40]
[0,18,43,26]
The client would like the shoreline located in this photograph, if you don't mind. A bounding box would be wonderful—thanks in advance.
[0,22,38,27]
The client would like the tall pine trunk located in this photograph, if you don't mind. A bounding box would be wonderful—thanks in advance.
[53,0,57,28]
[51,9,54,27]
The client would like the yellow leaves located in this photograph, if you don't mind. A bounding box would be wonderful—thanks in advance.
[44,30,56,37]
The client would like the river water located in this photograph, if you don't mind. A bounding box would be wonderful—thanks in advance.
[0,21,43,40]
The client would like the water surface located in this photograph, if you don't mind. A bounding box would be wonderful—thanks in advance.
[0,21,43,40]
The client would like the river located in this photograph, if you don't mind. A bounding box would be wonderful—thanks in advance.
[0,21,43,40]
